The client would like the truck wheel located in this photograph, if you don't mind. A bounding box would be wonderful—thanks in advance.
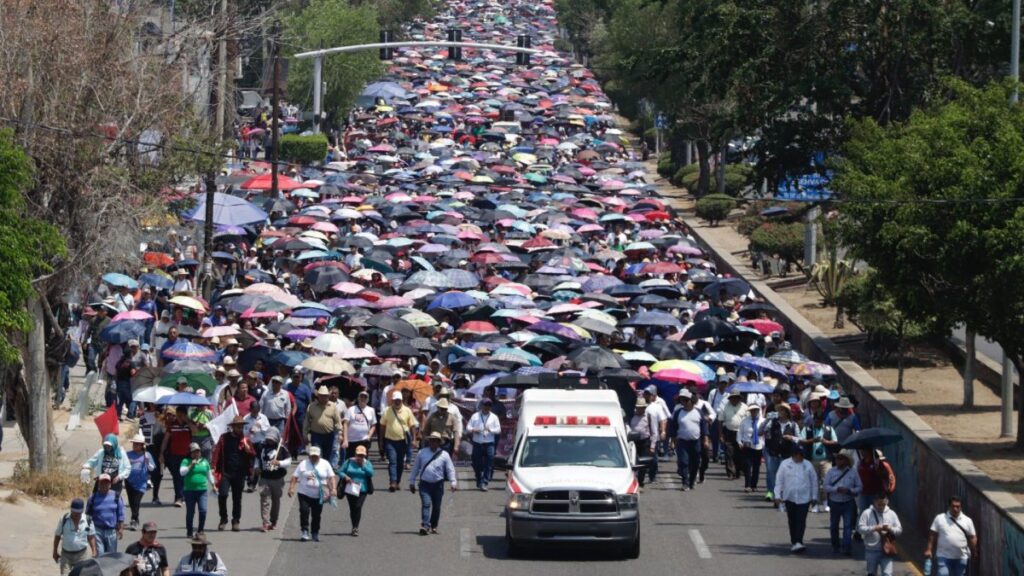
[505,520,523,558]
[624,531,640,559]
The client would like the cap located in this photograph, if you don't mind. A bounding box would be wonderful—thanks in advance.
[358,390,369,398]
[308,446,322,457]
[270,376,284,385]
[436,398,450,409]
[415,365,428,375]
[643,385,657,395]
[391,391,403,401]
[189,442,201,452]
[70,498,85,512]
[141,521,159,532]
[679,389,694,400]
[728,389,742,398]
[127,339,139,347]
[747,404,761,411]
[316,385,330,396]
[355,445,368,456]
[176,376,188,385]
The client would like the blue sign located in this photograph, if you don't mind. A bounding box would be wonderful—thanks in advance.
[776,171,833,201]
[655,113,668,129]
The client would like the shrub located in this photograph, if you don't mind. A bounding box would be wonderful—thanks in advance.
[280,133,328,165]
[11,460,84,503]
[657,154,675,178]
[736,214,766,237]
[749,222,805,263]
[695,193,736,226]
[672,164,699,188]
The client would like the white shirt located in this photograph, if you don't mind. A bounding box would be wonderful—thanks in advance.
[346,404,377,442]
[694,398,716,423]
[930,512,976,560]
[774,457,818,504]
[737,415,765,450]
[466,411,500,444]
[858,506,902,550]
[292,458,335,499]
[673,407,703,441]
[244,413,271,444]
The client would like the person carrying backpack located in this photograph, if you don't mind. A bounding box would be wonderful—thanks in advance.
[761,403,801,501]
[798,411,839,513]
[52,498,96,575]
[857,448,896,514]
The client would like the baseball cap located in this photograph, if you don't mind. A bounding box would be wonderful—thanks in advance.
[391,391,403,400]
[308,446,322,457]
[98,473,112,482]
[70,498,85,512]
[415,365,428,375]
[142,521,159,532]
[355,445,368,456]
[127,339,139,347]
[643,385,657,395]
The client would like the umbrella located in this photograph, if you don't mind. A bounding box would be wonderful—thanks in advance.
[130,366,161,389]
[696,351,740,365]
[160,372,218,395]
[366,313,419,339]
[68,552,135,576]
[168,295,207,312]
[443,269,481,290]
[645,340,691,360]
[727,382,775,394]
[111,310,152,322]
[310,333,354,354]
[161,341,217,361]
[790,361,837,378]
[102,272,138,289]
[273,350,310,368]
[736,357,789,379]
[568,346,624,371]
[156,392,212,407]
[457,321,498,335]
[769,350,810,366]
[376,340,421,358]
[132,386,174,404]
[427,291,478,310]
[620,311,684,330]
[301,356,355,375]
[741,319,785,336]
[160,359,212,375]
[702,278,752,300]
[100,320,145,344]
[490,347,542,366]
[186,192,269,226]
[841,428,903,449]
[395,379,433,404]
[138,272,173,290]
[305,266,349,291]
[682,317,739,340]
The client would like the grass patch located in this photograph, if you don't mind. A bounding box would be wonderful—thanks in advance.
[0,557,12,576]
[11,460,85,503]
[2,491,18,504]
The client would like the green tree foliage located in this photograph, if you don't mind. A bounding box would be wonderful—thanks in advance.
[280,133,329,165]
[694,194,736,226]
[749,222,803,264]
[833,80,1024,426]
[286,0,384,119]
[0,130,66,364]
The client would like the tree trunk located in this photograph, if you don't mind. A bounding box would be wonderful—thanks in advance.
[834,304,844,330]
[22,295,53,471]
[895,322,906,393]
[716,138,728,194]
[695,140,711,196]
[962,327,975,408]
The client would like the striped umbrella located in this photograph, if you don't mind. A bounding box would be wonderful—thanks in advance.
[769,350,810,366]
[490,347,542,366]
[790,361,836,378]
[161,341,216,362]
[401,311,438,328]
[457,321,498,335]
[650,359,716,381]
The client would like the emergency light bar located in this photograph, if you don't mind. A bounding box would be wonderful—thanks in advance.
[533,415,612,426]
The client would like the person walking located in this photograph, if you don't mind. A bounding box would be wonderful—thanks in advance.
[180,442,216,538]
[288,445,336,542]
[52,498,96,576]
[345,390,377,460]
[82,433,131,495]
[773,449,818,553]
[124,521,170,576]
[466,398,501,491]
[670,390,705,491]
[421,397,458,454]
[337,445,374,536]
[173,534,227,575]
[212,415,255,532]
[737,405,765,493]
[160,407,193,507]
[379,390,418,491]
[85,474,124,553]
[409,431,458,535]
[244,401,271,491]
[627,398,656,486]
[858,493,902,576]
[924,497,978,576]
[140,403,166,505]
[257,427,291,532]
[125,433,156,531]
[761,402,799,502]
[261,376,293,435]
[717,390,747,480]
[799,411,839,513]
[824,451,863,555]
[304,385,344,468]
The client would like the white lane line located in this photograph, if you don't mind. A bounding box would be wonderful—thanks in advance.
[460,527,472,558]
[688,529,712,559]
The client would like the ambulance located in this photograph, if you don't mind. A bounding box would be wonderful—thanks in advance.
[503,388,641,558]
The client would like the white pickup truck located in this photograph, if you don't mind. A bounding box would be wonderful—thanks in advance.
[504,388,641,558]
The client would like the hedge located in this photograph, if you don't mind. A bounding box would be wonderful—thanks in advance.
[657,154,675,178]
[749,222,804,262]
[695,193,736,226]
[280,133,328,165]
[672,164,699,188]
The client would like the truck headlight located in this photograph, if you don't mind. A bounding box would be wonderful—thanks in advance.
[616,493,638,510]
[508,493,532,510]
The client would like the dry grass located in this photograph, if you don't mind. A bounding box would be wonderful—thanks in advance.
[0,556,12,576]
[2,491,18,504]
[10,460,85,504]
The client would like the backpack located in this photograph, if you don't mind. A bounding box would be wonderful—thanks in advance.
[803,425,839,459]
[764,419,785,457]
[877,459,896,496]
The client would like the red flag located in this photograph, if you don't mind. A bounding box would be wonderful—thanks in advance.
[94,404,120,438]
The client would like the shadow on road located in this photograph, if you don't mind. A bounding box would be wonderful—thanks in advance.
[476,535,630,562]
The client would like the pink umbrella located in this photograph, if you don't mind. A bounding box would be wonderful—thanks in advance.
[653,368,708,386]
[576,223,604,233]
[112,310,152,322]
[375,296,416,309]
[201,326,240,338]
[339,348,377,360]
[241,307,280,319]
[331,282,365,294]
[312,221,340,234]
[571,207,599,221]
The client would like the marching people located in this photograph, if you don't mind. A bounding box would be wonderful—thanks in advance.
[774,447,818,553]
[380,390,418,491]
[925,497,978,576]
[671,390,705,491]
[466,397,501,491]
[288,445,336,542]
[337,445,374,536]
[345,390,377,460]
[86,473,125,553]
[823,451,863,555]
[212,414,256,531]
[125,433,156,531]
[257,427,292,532]
[409,431,458,535]
[124,521,170,576]
[305,385,345,468]
[180,442,216,539]
[717,390,747,480]
[172,534,227,575]
[52,498,96,575]
[737,404,765,493]
[858,493,902,576]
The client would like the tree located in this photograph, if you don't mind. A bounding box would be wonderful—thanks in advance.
[694,194,736,226]
[286,0,384,121]
[833,80,1024,440]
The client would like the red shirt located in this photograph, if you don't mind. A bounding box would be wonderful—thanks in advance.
[167,424,192,457]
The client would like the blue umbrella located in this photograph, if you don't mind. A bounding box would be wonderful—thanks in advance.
[162,341,217,361]
[185,192,268,226]
[138,273,173,291]
[100,320,145,344]
[156,392,212,407]
[102,273,138,289]
[727,382,775,394]
[360,81,410,101]
[736,357,789,379]
[427,291,477,310]
[273,350,310,369]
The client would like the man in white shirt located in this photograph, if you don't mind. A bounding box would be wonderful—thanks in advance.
[642,386,669,460]
[858,493,902,576]
[737,405,765,494]
[345,391,377,460]
[707,374,733,461]
[824,451,863,555]
[466,399,501,491]
[671,391,705,491]
[773,449,818,553]
[628,398,658,485]
[925,497,978,576]
[717,390,747,480]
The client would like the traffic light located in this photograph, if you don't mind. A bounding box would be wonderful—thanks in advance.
[379,30,393,60]
[516,35,531,66]
[447,28,462,61]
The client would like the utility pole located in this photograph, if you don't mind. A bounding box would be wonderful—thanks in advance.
[1013,0,1021,103]
[313,41,323,134]
[270,19,281,198]
[1002,352,1015,437]
[202,0,228,300]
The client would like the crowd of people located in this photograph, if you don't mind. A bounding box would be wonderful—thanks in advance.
[49,0,981,575]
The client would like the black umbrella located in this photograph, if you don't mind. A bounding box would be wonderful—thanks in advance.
[366,313,418,339]
[69,553,135,576]
[645,340,691,360]
[738,302,778,319]
[841,428,904,449]
[620,311,684,330]
[702,278,752,300]
[568,346,625,371]
[376,340,421,358]
[683,317,740,340]
[317,374,367,401]
[304,266,349,291]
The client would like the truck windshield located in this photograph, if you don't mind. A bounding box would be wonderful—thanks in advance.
[518,436,626,468]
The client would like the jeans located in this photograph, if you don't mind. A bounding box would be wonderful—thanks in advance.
[147,442,163,499]
[722,428,740,478]
[184,489,208,535]
[765,453,781,496]
[259,476,285,527]
[310,431,338,469]
[635,439,656,484]
[936,558,968,576]
[709,421,722,460]
[742,447,762,490]
[126,486,145,523]
[268,418,286,436]
[827,498,856,552]
[115,379,134,420]
[218,472,246,524]
[675,439,700,487]
[865,549,894,575]
[471,441,495,487]
[298,493,324,534]
[784,501,810,544]
[95,526,118,553]
[55,365,70,406]
[346,492,367,529]
[418,480,445,529]
[85,346,100,373]
[166,455,185,502]
[384,438,408,484]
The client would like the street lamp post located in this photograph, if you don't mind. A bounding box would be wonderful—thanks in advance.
[1013,0,1021,103]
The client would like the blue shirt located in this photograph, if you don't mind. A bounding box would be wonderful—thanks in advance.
[87,490,125,529]
[54,513,94,552]
[287,381,312,416]
[127,451,154,492]
[409,447,457,486]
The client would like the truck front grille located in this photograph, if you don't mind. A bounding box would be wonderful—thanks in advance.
[530,489,617,514]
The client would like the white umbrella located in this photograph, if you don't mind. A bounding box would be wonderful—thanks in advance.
[311,333,354,354]
[132,386,175,404]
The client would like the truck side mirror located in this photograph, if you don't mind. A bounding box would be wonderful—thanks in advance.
[626,431,644,443]
[493,456,508,472]
[633,455,655,472]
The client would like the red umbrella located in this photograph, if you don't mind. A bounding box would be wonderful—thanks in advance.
[522,236,555,250]
[470,252,506,264]
[741,319,785,336]
[240,173,305,191]
[644,211,671,222]
[143,251,174,268]
[458,321,498,335]
[641,262,682,275]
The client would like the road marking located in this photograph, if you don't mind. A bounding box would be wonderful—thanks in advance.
[460,527,472,558]
[688,529,712,559]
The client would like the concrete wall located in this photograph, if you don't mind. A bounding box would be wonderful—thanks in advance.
[683,217,1024,575]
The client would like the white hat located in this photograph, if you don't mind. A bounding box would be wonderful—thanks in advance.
[391,391,403,400]
[307,446,322,457]
[130,432,146,445]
